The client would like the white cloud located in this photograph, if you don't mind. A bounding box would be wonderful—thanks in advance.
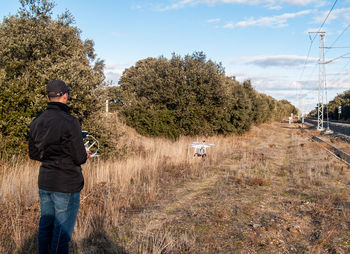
[232,72,320,112]
[278,0,323,6]
[228,69,297,90]
[158,0,321,10]
[207,18,221,23]
[313,8,350,25]
[223,22,234,28]
[104,63,132,85]
[229,10,311,28]
[268,5,282,10]
[229,71,304,106]
[326,73,350,90]
[298,79,318,90]
[158,0,195,10]
[225,66,349,112]
[233,55,317,68]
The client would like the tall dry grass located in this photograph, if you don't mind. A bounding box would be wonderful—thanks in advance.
[2,121,349,253]
[0,118,236,253]
[112,123,350,253]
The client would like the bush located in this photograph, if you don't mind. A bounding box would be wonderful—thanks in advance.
[0,0,104,156]
[111,53,296,138]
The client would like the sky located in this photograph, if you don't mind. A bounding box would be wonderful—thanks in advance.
[2,0,350,113]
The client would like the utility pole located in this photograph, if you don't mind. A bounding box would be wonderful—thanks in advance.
[309,31,326,131]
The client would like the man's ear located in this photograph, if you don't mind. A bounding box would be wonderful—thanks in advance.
[62,93,69,103]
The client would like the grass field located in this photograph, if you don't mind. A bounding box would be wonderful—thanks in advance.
[1,121,350,253]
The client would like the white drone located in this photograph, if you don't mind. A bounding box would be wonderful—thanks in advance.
[191,140,215,158]
[82,131,99,158]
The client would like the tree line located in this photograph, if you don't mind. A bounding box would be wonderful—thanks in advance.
[310,90,350,121]
[0,0,296,157]
[106,52,296,139]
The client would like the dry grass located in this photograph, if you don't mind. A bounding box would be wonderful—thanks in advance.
[0,116,230,253]
[1,120,350,253]
[112,123,350,253]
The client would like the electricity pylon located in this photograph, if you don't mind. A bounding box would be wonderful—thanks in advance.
[309,31,326,131]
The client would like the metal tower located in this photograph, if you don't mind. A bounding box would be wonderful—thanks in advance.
[310,31,326,131]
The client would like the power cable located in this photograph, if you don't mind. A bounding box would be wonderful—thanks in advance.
[327,57,350,90]
[299,0,338,81]
[298,41,313,81]
[311,0,338,42]
[325,51,350,64]
[323,18,350,110]
[329,23,350,48]
[297,0,338,113]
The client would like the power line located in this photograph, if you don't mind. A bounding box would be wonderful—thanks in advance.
[329,23,350,48]
[326,57,350,88]
[297,0,338,114]
[324,51,350,64]
[311,0,338,43]
[299,0,338,81]
[298,42,313,81]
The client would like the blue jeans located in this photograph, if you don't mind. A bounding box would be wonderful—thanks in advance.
[38,189,80,254]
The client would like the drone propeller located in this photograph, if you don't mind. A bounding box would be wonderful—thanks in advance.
[191,144,214,149]
[190,141,215,149]
[82,131,99,158]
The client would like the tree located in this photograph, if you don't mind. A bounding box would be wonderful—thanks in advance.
[0,0,105,155]
[226,78,253,134]
[116,52,296,139]
[325,90,350,120]
[118,52,230,138]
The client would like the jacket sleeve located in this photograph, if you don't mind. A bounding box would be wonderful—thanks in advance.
[28,122,43,161]
[62,118,87,165]
[29,135,43,161]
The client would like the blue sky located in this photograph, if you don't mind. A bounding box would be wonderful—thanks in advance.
[2,0,350,113]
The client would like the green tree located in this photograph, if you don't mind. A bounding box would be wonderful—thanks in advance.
[326,90,350,120]
[0,0,104,155]
[226,78,253,134]
[117,52,296,138]
[118,52,229,138]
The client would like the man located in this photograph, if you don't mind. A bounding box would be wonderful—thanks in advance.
[29,79,90,254]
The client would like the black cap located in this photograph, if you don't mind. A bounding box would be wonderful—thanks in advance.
[46,80,70,97]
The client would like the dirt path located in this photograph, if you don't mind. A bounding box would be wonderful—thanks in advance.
[114,123,350,253]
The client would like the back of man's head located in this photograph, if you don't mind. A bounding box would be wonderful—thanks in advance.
[46,80,70,98]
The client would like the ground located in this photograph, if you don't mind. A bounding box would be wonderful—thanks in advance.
[2,121,350,253]
[112,122,350,253]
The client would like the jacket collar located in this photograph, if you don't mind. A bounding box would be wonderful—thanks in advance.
[47,102,70,113]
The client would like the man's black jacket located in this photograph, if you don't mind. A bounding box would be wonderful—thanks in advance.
[29,102,87,193]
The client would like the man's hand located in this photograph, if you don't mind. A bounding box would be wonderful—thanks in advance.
[86,150,91,159]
